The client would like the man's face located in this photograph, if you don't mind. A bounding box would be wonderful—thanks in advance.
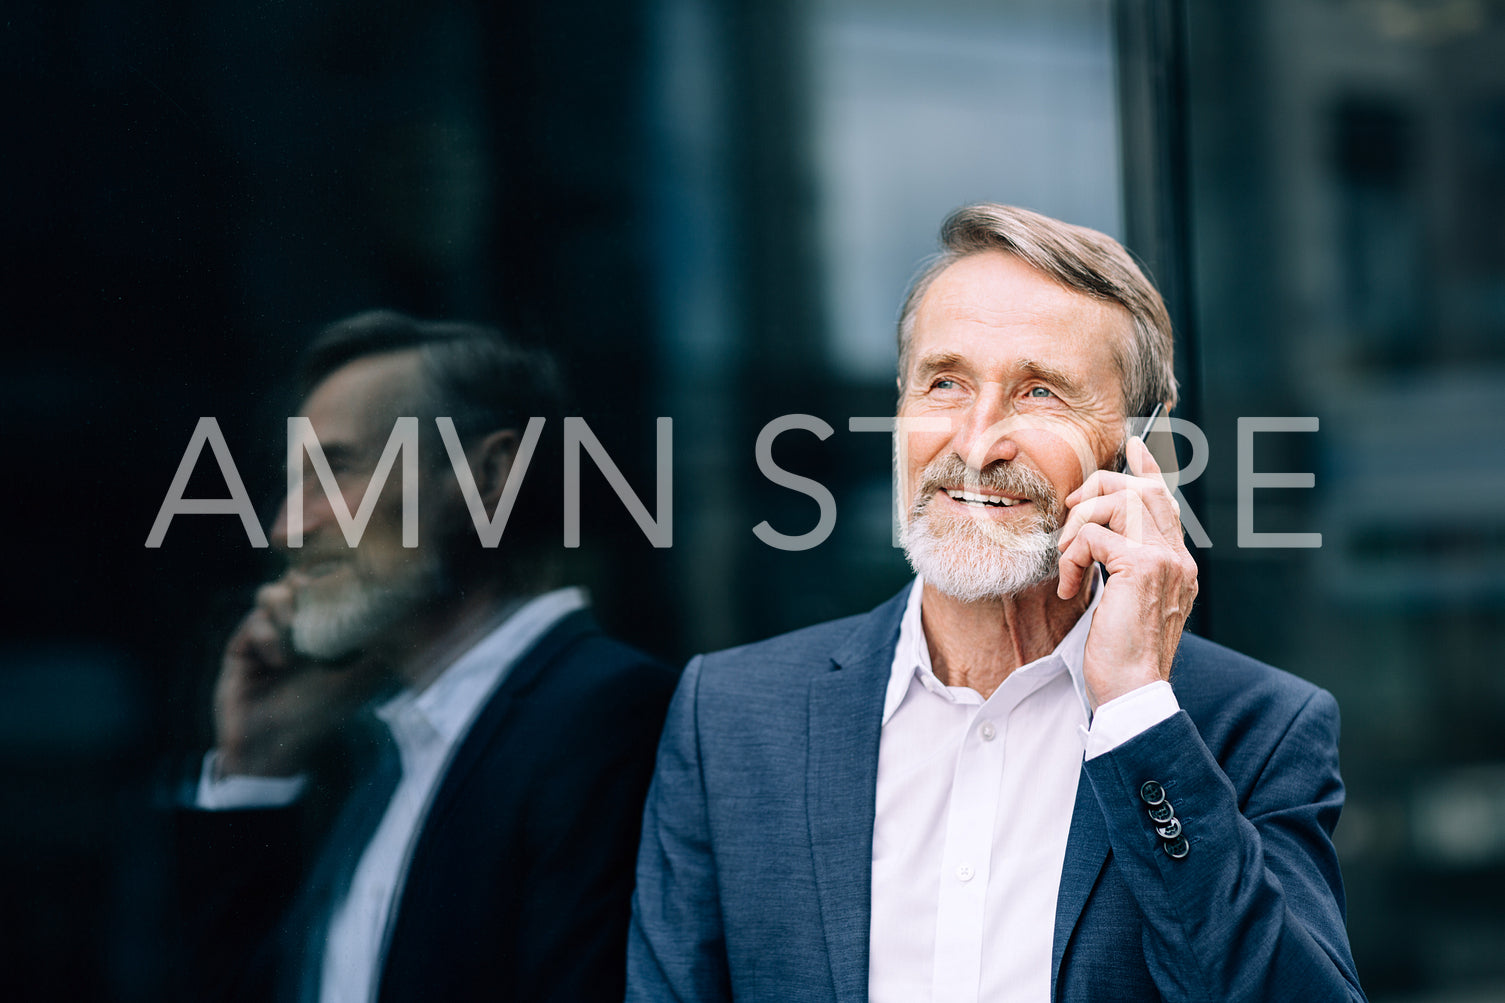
[897,250,1129,601]
[270,351,450,660]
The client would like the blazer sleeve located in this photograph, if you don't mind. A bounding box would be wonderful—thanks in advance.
[627,655,734,1003]
[1082,690,1366,1002]
[169,802,308,1003]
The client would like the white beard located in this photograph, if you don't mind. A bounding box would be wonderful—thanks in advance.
[900,455,1063,602]
[290,551,444,661]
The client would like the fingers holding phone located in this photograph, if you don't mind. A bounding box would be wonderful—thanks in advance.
[213,574,380,778]
[1055,415,1199,710]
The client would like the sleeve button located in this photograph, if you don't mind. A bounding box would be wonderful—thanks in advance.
[1163,835,1190,859]
[1147,801,1174,823]
[1156,818,1183,840]
[1139,780,1166,806]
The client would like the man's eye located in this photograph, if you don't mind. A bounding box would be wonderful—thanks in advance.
[932,378,957,390]
[1027,386,1055,398]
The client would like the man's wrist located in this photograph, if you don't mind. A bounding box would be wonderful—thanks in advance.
[1082,681,1179,760]
[194,750,308,810]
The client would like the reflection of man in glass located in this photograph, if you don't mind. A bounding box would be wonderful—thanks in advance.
[628,205,1365,1003]
[179,311,675,1003]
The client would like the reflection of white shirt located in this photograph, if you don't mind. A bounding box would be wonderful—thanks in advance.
[198,587,588,1003]
[868,577,1177,1003]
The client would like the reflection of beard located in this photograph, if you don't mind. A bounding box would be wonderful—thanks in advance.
[901,452,1064,602]
[289,549,446,661]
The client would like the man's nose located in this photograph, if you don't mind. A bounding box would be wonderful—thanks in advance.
[268,496,292,551]
[951,385,1021,470]
[268,485,334,551]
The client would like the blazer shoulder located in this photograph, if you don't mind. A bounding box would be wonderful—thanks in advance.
[713,609,873,663]
[511,614,678,731]
[699,589,902,678]
[686,585,910,716]
[1173,633,1325,702]
[1171,633,1339,760]
[561,628,677,684]
[551,628,680,719]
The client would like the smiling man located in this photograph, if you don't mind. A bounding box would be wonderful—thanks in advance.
[628,205,1365,1002]
[175,311,676,1003]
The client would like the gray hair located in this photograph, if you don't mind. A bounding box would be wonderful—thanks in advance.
[300,309,565,446]
[298,310,566,580]
[897,203,1177,416]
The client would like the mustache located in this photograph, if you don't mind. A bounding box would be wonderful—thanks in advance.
[912,453,1060,515]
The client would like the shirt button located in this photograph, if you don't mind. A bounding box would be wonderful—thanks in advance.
[978,721,997,742]
[956,864,975,882]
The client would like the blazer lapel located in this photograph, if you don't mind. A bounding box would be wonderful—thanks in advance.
[806,586,910,1003]
[1051,763,1111,1001]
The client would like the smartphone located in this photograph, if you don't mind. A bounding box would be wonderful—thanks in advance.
[1120,402,1165,475]
[1094,402,1166,583]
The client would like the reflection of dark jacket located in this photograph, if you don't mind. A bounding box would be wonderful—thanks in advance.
[175,609,676,1003]
[628,584,1367,1002]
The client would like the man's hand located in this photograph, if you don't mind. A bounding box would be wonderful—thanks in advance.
[213,575,380,777]
[1055,435,1198,710]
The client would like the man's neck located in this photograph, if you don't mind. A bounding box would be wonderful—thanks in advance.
[920,578,1091,700]
[388,582,536,692]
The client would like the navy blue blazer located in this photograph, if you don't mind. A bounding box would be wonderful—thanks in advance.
[628,584,1366,1002]
[175,610,676,1003]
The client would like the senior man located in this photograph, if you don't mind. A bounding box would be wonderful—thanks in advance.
[627,204,1364,1002]
[174,311,676,1002]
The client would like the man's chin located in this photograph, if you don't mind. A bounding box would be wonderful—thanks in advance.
[902,517,1060,602]
[921,571,1057,605]
[290,614,378,663]
[931,572,1060,604]
[286,551,447,662]
[289,588,401,663]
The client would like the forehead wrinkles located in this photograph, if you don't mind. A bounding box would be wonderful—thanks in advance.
[910,256,1132,401]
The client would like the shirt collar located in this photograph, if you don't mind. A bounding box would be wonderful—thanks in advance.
[377,586,590,754]
[883,572,1102,726]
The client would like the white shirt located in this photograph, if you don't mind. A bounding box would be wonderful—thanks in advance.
[198,586,589,1003]
[868,577,1178,1003]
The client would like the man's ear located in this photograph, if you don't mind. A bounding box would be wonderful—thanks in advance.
[466,428,521,509]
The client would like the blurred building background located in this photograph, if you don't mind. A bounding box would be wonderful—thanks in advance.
[2,0,1502,999]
